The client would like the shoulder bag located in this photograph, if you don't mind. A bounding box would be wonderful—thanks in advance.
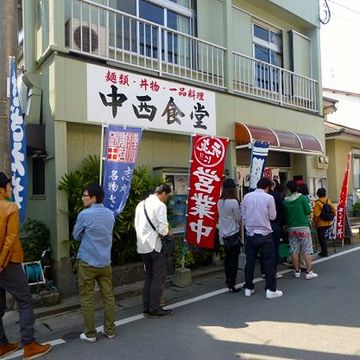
[143,203,175,256]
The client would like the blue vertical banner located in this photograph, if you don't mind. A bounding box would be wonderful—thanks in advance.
[9,57,27,223]
[249,141,269,191]
[103,126,142,215]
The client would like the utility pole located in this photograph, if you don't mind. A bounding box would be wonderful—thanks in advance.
[0,0,19,173]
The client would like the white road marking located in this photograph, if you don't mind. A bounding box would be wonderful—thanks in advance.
[12,245,359,356]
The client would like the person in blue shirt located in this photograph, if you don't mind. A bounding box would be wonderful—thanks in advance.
[73,183,116,343]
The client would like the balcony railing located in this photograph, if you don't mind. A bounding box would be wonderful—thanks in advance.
[65,0,319,113]
[233,52,318,112]
[66,0,226,89]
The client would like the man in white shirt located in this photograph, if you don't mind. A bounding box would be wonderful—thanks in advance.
[242,177,283,299]
[135,184,173,317]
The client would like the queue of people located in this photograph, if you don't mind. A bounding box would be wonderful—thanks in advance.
[217,177,335,300]
[0,171,335,357]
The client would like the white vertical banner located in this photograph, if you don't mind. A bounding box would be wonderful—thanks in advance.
[249,141,270,191]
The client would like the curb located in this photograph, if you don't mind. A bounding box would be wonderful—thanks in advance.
[33,264,224,319]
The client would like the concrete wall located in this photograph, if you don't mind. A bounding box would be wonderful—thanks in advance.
[326,139,358,202]
[324,91,360,131]
[215,92,324,142]
[269,0,320,26]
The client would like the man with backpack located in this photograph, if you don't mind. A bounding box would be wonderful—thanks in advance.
[313,188,336,257]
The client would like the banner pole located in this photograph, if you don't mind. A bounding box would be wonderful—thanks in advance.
[99,123,105,186]
[182,134,195,269]
[240,180,244,244]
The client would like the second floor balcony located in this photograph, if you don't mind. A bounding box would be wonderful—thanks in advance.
[65,0,319,113]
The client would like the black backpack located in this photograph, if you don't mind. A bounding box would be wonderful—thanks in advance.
[317,200,334,222]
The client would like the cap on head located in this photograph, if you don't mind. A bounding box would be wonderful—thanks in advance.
[0,173,11,189]
[222,178,237,189]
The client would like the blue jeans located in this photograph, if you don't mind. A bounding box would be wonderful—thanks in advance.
[0,263,35,345]
[244,233,276,292]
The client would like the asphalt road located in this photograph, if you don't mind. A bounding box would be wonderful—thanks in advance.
[5,246,360,360]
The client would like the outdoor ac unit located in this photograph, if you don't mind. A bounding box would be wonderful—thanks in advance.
[65,19,107,57]
[315,155,325,169]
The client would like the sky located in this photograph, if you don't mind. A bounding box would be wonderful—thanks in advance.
[320,0,360,93]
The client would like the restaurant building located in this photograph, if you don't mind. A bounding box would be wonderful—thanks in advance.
[21,0,326,295]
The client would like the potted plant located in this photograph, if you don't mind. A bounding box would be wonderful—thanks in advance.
[352,202,360,217]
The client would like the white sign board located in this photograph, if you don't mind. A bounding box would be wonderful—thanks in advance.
[87,64,216,135]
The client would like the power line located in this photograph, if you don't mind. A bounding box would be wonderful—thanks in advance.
[328,0,360,16]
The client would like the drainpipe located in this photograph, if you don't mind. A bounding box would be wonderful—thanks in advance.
[223,0,233,93]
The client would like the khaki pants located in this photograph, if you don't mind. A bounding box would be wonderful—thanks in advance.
[78,261,116,337]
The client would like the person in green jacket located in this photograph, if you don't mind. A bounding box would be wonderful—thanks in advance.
[283,180,318,280]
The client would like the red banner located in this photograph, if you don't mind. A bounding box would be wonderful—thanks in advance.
[336,152,352,240]
[185,135,229,248]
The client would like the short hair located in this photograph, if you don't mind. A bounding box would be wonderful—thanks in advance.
[286,180,298,193]
[84,183,104,203]
[257,177,272,190]
[155,183,172,195]
[0,172,11,189]
[272,179,283,192]
[317,187,326,197]
[298,183,309,196]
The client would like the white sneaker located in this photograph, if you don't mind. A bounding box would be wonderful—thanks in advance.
[101,330,116,339]
[80,333,96,343]
[293,270,301,278]
[266,289,283,299]
[244,288,254,297]
[305,270,318,280]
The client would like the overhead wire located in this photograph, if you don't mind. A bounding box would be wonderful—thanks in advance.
[328,0,360,16]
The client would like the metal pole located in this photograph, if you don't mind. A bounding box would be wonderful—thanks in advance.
[99,123,106,186]
[0,0,19,173]
[182,134,195,269]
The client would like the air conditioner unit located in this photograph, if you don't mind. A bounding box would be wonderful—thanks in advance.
[65,19,107,57]
[315,155,325,169]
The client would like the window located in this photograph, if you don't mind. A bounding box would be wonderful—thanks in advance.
[138,0,195,63]
[32,157,45,196]
[109,0,196,64]
[253,22,283,91]
[353,149,360,190]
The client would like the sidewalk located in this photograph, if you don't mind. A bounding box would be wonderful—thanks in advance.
[32,263,226,319]
[11,223,358,322]
[33,236,360,319]
[3,241,360,346]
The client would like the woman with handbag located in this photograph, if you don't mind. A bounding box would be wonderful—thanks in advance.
[217,178,242,293]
